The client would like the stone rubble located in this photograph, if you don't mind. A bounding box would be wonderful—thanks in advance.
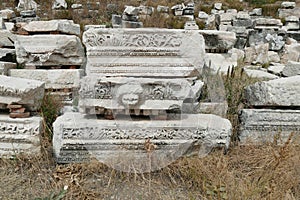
[0,0,299,167]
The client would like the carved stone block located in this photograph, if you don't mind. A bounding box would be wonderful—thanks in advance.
[79,76,203,113]
[245,76,300,107]
[82,28,205,77]
[15,35,85,67]
[53,112,232,172]
[0,114,42,155]
[0,75,44,111]
[239,109,300,144]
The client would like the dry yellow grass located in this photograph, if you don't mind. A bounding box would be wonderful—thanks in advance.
[0,135,299,199]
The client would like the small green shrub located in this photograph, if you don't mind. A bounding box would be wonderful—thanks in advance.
[223,65,259,143]
[40,92,62,141]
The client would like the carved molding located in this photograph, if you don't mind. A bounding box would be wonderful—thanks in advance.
[83,31,183,48]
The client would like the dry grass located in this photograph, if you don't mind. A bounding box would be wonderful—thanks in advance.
[0,136,299,199]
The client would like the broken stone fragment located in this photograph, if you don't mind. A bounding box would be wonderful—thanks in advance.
[0,30,17,48]
[0,61,16,75]
[245,75,300,107]
[124,6,139,16]
[79,76,203,114]
[198,30,236,51]
[20,10,36,18]
[15,35,85,67]
[17,0,38,11]
[52,0,67,9]
[0,48,15,62]
[0,9,16,20]
[23,20,81,36]
[9,69,84,90]
[245,43,269,65]
[239,109,300,144]
[282,61,300,77]
[244,69,278,80]
[53,112,232,172]
[0,114,42,156]
[0,75,44,111]
[281,1,296,9]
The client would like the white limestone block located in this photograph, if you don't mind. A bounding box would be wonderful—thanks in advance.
[245,43,269,65]
[198,30,236,51]
[268,51,280,63]
[245,76,300,107]
[0,9,15,20]
[9,69,84,89]
[244,69,279,80]
[83,28,205,77]
[0,61,16,75]
[267,63,285,75]
[17,0,38,11]
[15,35,85,66]
[205,53,238,73]
[282,61,300,77]
[281,43,300,63]
[0,114,42,156]
[0,48,15,61]
[281,1,296,9]
[53,112,232,172]
[79,76,203,113]
[239,109,300,144]
[214,3,222,10]
[52,0,67,9]
[23,20,81,36]
[0,30,17,48]
[0,75,44,111]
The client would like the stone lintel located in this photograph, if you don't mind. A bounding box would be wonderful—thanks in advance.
[53,112,232,171]
[239,109,300,144]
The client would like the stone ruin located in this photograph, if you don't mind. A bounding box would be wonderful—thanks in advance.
[0,0,299,171]
[0,75,44,155]
[53,28,232,172]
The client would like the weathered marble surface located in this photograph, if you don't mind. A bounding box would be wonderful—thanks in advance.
[9,69,84,89]
[0,48,15,62]
[17,0,38,11]
[0,30,17,48]
[0,61,16,75]
[0,9,15,20]
[239,109,300,144]
[245,76,300,107]
[15,35,85,66]
[23,20,81,36]
[79,76,203,113]
[244,69,278,80]
[278,7,300,18]
[282,61,300,77]
[53,112,232,172]
[0,114,42,156]
[82,28,205,77]
[0,75,44,111]
[52,0,67,9]
[198,30,236,51]
[254,18,283,30]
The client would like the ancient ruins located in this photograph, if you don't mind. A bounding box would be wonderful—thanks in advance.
[0,0,299,172]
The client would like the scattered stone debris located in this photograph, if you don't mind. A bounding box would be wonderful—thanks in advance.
[0,1,299,170]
